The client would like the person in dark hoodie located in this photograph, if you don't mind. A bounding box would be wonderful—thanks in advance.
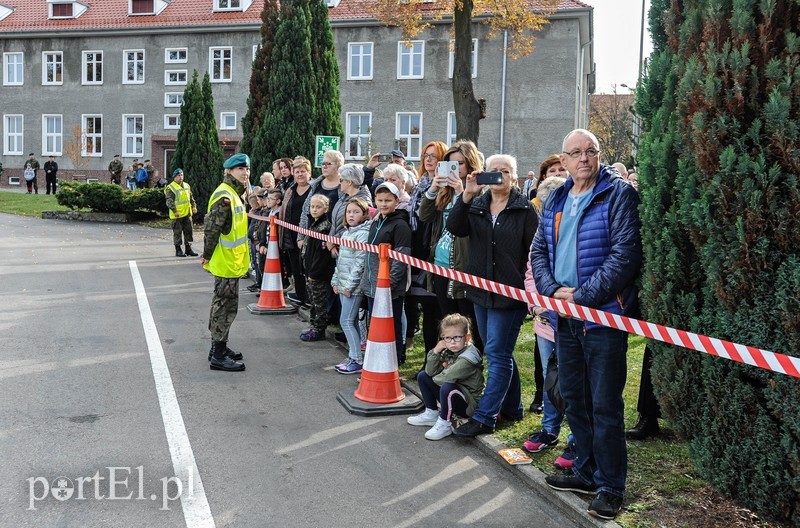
[357,181,412,365]
[299,194,335,342]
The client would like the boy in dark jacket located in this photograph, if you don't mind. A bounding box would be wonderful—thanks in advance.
[357,182,412,364]
[300,194,334,342]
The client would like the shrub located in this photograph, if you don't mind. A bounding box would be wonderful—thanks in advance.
[56,181,167,215]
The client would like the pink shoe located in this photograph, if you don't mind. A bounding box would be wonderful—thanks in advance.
[360,340,367,351]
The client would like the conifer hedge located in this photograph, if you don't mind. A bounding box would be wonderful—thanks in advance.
[637,1,800,524]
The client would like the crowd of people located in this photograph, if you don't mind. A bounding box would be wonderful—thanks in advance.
[197,129,650,521]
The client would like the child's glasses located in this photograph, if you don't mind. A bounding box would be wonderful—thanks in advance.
[441,335,465,343]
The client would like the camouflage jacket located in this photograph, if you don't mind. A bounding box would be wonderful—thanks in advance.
[203,174,246,261]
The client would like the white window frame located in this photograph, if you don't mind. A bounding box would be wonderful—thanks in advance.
[164,92,184,107]
[397,41,424,80]
[42,51,63,85]
[345,112,372,160]
[447,111,457,146]
[49,2,74,19]
[3,114,23,155]
[42,114,63,156]
[129,0,155,15]
[219,112,237,131]
[347,42,373,81]
[3,52,23,86]
[214,0,242,11]
[164,114,181,129]
[448,38,478,79]
[82,50,103,85]
[164,69,187,86]
[209,47,233,83]
[122,114,144,157]
[81,114,103,157]
[164,48,188,64]
[395,112,423,160]
[123,49,145,84]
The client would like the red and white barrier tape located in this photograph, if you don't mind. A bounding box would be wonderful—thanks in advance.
[255,213,799,379]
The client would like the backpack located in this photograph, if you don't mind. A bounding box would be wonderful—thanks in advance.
[24,167,35,181]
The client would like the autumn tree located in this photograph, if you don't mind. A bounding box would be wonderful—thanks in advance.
[369,0,558,145]
[588,87,634,165]
[62,124,91,177]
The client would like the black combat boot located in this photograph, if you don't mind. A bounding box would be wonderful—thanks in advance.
[625,415,660,440]
[175,245,186,257]
[184,245,198,257]
[208,343,244,361]
[209,341,245,372]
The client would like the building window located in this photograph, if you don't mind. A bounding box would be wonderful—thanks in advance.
[82,115,103,156]
[123,50,145,84]
[164,70,187,85]
[130,0,155,15]
[448,39,478,79]
[165,48,188,63]
[164,114,181,129]
[3,115,23,155]
[82,51,103,85]
[42,51,63,85]
[3,52,23,86]
[220,112,237,130]
[395,113,422,160]
[214,0,241,11]
[50,3,73,18]
[397,41,424,79]
[43,115,63,156]
[209,47,232,82]
[345,113,371,160]
[347,42,373,80]
[447,112,457,146]
[123,115,144,157]
[164,92,184,107]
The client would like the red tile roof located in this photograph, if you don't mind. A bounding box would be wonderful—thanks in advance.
[0,0,589,33]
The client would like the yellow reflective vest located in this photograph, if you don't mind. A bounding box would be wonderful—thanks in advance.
[166,181,192,219]
[204,183,249,278]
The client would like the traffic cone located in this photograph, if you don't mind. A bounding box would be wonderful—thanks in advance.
[248,216,296,315]
[337,244,423,416]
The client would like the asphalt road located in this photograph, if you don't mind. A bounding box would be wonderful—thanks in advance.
[0,212,570,528]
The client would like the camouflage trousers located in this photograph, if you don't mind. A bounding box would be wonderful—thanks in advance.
[172,216,194,246]
[208,277,239,342]
[307,278,328,332]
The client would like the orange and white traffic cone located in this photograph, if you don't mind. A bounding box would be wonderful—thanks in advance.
[338,244,423,416]
[248,216,296,315]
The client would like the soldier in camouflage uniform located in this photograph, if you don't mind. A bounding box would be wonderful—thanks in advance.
[108,154,124,185]
[201,153,251,372]
[165,168,198,257]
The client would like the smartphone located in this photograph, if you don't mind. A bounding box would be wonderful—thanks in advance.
[437,161,459,177]
[476,171,504,185]
[377,154,392,163]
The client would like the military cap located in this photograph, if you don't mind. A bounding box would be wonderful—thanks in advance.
[223,153,250,169]
[172,168,184,178]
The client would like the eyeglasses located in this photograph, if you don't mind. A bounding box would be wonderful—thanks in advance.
[321,162,334,167]
[422,153,438,160]
[562,148,599,159]
[440,335,465,343]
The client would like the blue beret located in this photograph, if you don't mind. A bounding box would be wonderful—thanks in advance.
[172,168,183,177]
[223,153,250,169]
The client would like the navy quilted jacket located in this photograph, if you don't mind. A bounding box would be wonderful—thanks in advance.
[531,164,642,330]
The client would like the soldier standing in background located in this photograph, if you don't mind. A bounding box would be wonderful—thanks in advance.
[164,168,198,258]
[43,155,58,195]
[201,153,251,372]
[108,154,123,185]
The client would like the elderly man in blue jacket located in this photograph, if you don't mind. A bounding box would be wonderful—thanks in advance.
[531,128,642,521]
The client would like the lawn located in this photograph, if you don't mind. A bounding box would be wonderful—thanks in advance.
[0,189,76,216]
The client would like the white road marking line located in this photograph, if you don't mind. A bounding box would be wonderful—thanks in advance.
[391,476,490,528]
[458,487,514,524]
[383,457,480,506]
[129,261,215,528]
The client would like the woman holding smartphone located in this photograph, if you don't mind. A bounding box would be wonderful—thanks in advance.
[419,140,484,351]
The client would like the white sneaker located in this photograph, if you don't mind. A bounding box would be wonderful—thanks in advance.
[407,408,439,427]
[425,418,453,440]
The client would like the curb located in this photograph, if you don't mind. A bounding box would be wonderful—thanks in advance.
[291,304,621,527]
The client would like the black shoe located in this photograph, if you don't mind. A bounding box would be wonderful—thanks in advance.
[626,416,660,440]
[545,472,596,495]
[208,346,244,361]
[452,418,493,437]
[209,356,246,371]
[185,246,198,257]
[175,246,186,257]
[247,284,261,292]
[529,400,544,414]
[334,331,346,343]
[588,491,624,520]
[286,292,303,305]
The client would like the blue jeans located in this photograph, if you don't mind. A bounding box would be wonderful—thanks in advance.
[416,371,468,420]
[538,335,565,436]
[556,317,628,498]
[339,293,364,364]
[471,304,527,427]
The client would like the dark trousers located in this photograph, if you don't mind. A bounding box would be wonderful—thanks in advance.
[432,274,483,352]
[368,296,406,364]
[307,278,328,332]
[45,174,57,194]
[26,177,38,193]
[171,216,193,247]
[636,344,662,420]
[417,371,469,420]
[404,294,441,352]
[286,248,307,303]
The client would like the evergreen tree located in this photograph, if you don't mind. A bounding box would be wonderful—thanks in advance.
[636,1,800,524]
[253,0,316,165]
[170,70,224,221]
[306,0,343,142]
[240,0,280,164]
